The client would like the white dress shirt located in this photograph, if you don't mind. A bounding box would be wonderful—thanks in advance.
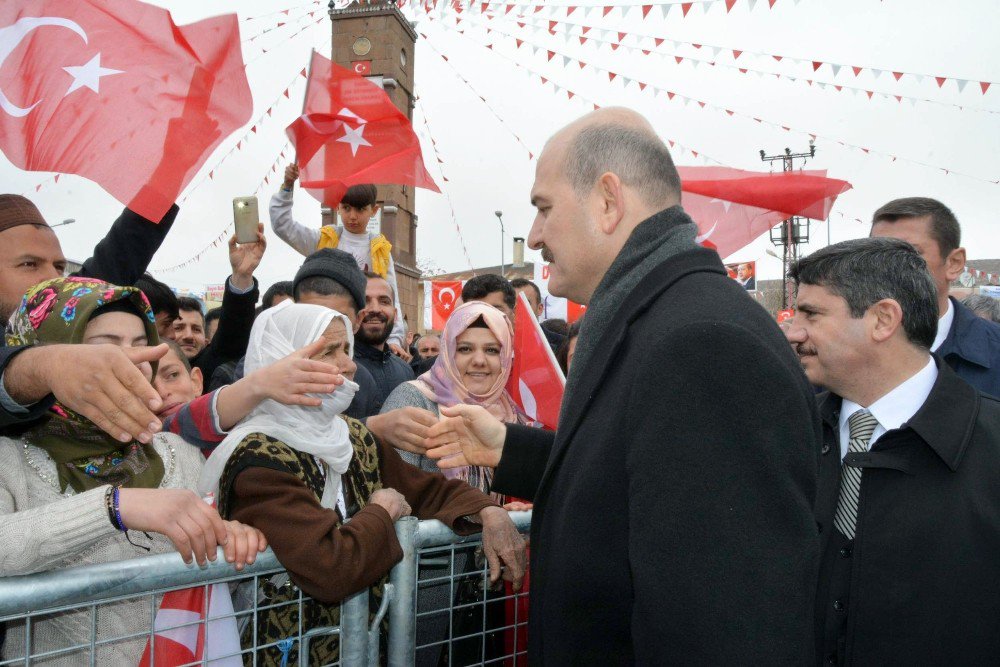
[931,299,954,352]
[838,358,938,460]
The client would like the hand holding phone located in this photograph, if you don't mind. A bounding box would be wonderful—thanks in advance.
[232,196,260,244]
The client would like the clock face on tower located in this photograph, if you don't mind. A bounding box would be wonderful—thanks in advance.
[352,37,372,56]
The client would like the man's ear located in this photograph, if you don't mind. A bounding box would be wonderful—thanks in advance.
[190,367,204,397]
[944,246,966,282]
[595,172,625,235]
[869,298,905,344]
[369,203,381,218]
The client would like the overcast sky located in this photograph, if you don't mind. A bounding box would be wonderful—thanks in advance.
[2,0,997,293]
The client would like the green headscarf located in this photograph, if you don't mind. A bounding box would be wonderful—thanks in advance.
[7,277,165,493]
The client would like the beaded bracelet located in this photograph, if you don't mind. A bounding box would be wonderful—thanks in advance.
[111,486,127,532]
[104,486,119,530]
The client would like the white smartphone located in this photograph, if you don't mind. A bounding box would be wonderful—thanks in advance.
[232,196,259,244]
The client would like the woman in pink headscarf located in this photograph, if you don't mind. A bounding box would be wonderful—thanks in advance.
[381,300,531,663]
[380,301,531,495]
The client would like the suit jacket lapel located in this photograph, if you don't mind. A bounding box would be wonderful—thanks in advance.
[534,247,726,501]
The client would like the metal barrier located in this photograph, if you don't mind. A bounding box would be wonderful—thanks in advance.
[0,511,531,667]
[0,549,390,666]
[388,511,533,667]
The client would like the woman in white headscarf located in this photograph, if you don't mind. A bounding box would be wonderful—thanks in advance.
[199,300,525,666]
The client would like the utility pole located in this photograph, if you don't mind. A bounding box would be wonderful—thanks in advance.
[760,142,815,309]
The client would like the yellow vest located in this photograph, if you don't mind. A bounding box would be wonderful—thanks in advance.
[316,226,392,278]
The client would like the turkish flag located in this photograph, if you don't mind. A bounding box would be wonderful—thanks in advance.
[288,50,439,206]
[430,280,462,330]
[0,0,252,222]
[138,583,242,667]
[506,292,565,430]
[351,60,372,75]
[678,167,852,259]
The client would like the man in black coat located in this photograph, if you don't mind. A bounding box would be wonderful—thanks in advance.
[0,194,176,439]
[870,197,1000,397]
[424,108,821,664]
[784,237,1000,665]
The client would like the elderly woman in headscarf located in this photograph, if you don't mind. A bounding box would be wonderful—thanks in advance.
[199,300,525,666]
[0,277,265,664]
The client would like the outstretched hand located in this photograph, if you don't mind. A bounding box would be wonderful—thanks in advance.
[13,343,169,443]
[249,337,346,406]
[424,404,507,469]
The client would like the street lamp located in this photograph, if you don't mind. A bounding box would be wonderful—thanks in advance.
[50,218,76,228]
[494,210,505,277]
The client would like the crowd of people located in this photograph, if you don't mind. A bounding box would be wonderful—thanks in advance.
[0,106,998,665]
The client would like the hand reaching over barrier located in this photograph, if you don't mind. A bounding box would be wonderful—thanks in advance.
[479,505,527,591]
[424,403,507,469]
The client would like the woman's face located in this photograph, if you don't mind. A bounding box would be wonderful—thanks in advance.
[83,311,152,379]
[454,327,502,395]
[311,319,357,381]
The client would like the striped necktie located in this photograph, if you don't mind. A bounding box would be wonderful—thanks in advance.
[833,409,879,540]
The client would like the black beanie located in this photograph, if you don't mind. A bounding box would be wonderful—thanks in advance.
[293,248,367,312]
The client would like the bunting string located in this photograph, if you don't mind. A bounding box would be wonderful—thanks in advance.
[435,14,1000,184]
[472,9,997,113]
[240,2,323,23]
[422,21,732,166]
[242,6,325,45]
[422,40,539,161]
[416,100,477,272]
[411,0,752,20]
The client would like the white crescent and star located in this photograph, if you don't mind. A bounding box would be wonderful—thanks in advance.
[438,286,456,310]
[695,221,718,243]
[0,16,123,118]
[335,106,373,157]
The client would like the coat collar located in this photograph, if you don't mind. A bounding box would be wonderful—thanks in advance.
[535,243,726,499]
[936,296,998,370]
[818,357,978,472]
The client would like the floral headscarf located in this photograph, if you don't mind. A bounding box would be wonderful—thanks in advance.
[7,277,164,493]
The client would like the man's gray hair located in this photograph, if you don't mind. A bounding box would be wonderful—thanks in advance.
[962,294,1000,324]
[564,124,681,206]
[789,237,938,350]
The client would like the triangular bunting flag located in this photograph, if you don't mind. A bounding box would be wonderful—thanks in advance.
[681,3,694,16]
[725,0,738,11]
[642,5,653,17]
[852,66,862,76]
[935,76,946,88]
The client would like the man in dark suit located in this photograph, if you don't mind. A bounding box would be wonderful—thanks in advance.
[424,108,821,663]
[0,194,177,438]
[784,237,1000,665]
[870,197,1000,397]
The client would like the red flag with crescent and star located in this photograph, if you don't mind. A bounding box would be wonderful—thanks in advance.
[430,280,462,330]
[288,50,439,207]
[0,0,252,222]
[506,291,565,430]
[678,167,852,259]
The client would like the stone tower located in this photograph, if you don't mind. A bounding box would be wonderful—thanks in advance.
[326,0,420,333]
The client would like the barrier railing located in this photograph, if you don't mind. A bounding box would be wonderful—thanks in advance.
[388,511,533,667]
[0,511,531,667]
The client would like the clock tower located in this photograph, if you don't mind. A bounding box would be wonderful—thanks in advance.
[326,0,421,335]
